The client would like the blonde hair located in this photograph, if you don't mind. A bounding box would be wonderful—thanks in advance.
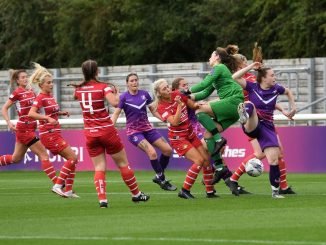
[28,62,52,88]
[151,78,168,111]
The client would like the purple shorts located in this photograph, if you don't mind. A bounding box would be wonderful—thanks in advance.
[192,121,205,140]
[128,129,163,147]
[242,120,279,151]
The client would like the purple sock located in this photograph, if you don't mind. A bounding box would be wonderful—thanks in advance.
[245,103,254,117]
[150,159,164,179]
[159,154,170,170]
[269,165,280,188]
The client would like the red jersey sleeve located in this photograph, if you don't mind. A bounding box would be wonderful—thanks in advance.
[32,95,43,109]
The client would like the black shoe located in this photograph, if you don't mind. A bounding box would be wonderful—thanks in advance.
[161,180,177,191]
[132,192,150,203]
[279,186,296,194]
[206,189,219,198]
[153,176,162,186]
[225,178,240,196]
[99,202,108,208]
[212,137,227,155]
[238,185,252,194]
[178,188,195,199]
[211,166,229,185]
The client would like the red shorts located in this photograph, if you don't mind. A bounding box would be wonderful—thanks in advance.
[16,130,37,145]
[85,127,124,157]
[40,132,68,155]
[169,135,202,156]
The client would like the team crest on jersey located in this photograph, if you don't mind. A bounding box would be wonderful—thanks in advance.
[141,95,146,100]
[132,136,138,142]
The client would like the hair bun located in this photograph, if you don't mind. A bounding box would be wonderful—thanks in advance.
[225,45,239,55]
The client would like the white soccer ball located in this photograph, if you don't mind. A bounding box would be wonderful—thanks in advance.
[245,158,264,177]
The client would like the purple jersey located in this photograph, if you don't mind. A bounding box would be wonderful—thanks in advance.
[118,90,153,135]
[246,82,285,123]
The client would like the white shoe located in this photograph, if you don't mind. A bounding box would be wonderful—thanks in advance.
[238,103,249,124]
[272,190,285,199]
[52,186,68,198]
[65,190,80,198]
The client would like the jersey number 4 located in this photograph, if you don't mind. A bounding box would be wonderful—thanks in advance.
[81,92,94,114]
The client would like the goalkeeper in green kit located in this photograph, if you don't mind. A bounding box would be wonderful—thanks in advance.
[186,45,245,186]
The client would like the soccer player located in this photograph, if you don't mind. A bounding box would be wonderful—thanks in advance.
[230,53,296,195]
[228,61,296,198]
[152,78,216,199]
[1,69,57,184]
[28,63,78,198]
[73,60,150,208]
[172,77,250,194]
[111,73,176,191]
[187,45,244,184]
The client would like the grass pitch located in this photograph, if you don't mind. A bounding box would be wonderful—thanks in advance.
[0,171,325,245]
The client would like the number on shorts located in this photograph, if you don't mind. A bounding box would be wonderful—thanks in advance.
[81,92,94,114]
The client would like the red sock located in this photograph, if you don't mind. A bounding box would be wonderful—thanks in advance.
[0,155,13,166]
[119,165,140,196]
[65,164,76,192]
[203,166,215,193]
[41,160,57,184]
[231,154,256,182]
[56,159,75,185]
[278,157,288,190]
[183,164,202,191]
[94,171,106,202]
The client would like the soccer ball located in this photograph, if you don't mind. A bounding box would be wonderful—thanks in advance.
[245,158,264,177]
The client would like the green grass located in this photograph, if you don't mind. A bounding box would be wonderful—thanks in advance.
[0,171,325,245]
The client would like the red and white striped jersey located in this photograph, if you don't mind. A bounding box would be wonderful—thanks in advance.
[32,93,61,135]
[157,91,193,139]
[9,87,37,131]
[74,80,114,137]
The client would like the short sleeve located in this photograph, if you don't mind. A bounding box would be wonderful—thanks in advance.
[32,95,43,109]
[275,83,286,95]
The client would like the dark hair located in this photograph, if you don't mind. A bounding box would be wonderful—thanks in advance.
[171,77,185,91]
[9,69,26,87]
[215,45,239,73]
[256,67,272,83]
[68,59,115,90]
[126,73,138,82]
[82,59,98,82]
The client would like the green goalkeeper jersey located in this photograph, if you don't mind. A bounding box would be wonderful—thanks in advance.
[190,63,243,101]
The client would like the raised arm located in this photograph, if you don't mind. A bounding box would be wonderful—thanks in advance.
[105,87,120,108]
[166,96,183,126]
[232,62,261,88]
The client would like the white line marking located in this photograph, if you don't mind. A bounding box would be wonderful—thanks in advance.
[0,236,325,245]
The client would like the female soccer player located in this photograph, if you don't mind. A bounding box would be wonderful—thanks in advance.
[0,70,57,183]
[229,61,296,198]
[1,69,57,184]
[188,45,244,184]
[230,53,296,195]
[172,77,250,194]
[73,60,150,208]
[111,73,176,191]
[28,63,78,198]
[152,78,216,199]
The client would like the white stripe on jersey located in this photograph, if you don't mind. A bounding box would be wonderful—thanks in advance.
[82,107,105,113]
[75,90,103,93]
[83,116,111,121]
[84,123,114,130]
